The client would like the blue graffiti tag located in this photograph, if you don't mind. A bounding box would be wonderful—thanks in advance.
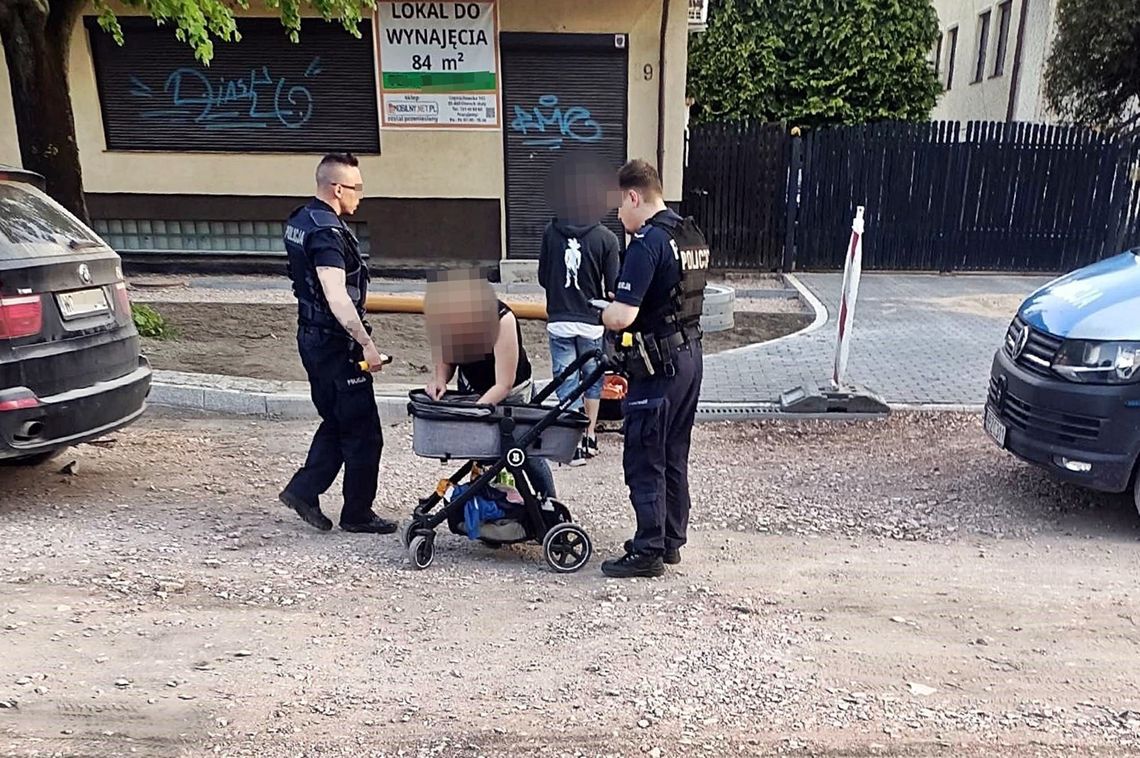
[509,95,602,150]
[129,58,322,130]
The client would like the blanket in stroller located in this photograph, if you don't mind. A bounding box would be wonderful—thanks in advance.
[448,482,526,540]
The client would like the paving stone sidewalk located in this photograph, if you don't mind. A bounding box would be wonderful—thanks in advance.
[701,272,1056,407]
[139,272,1056,412]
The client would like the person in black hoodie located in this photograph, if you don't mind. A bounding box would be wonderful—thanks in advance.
[538,157,621,465]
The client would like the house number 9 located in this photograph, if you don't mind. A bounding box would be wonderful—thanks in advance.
[644,64,654,80]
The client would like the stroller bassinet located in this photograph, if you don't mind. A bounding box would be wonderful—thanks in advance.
[408,392,585,464]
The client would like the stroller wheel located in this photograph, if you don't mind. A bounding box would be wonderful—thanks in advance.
[400,520,416,549]
[542,523,592,573]
[408,535,435,570]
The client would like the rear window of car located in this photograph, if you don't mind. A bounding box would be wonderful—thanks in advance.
[0,181,102,258]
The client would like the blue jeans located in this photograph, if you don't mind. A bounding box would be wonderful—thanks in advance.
[548,333,604,413]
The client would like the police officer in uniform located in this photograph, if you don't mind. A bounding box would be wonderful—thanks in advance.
[600,159,709,578]
[278,153,398,535]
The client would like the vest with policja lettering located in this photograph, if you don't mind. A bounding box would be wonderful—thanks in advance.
[283,199,368,333]
[640,214,710,342]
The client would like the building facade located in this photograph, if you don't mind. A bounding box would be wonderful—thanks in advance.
[930,0,1060,123]
[0,0,692,269]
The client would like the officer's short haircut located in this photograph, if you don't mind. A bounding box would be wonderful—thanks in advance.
[618,159,663,199]
[316,152,359,185]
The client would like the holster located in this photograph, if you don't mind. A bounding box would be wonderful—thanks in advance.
[609,332,653,381]
[610,327,701,381]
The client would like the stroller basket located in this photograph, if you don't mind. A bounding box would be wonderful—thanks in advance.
[407,391,588,464]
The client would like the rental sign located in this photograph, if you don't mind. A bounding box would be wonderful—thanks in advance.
[376,1,501,129]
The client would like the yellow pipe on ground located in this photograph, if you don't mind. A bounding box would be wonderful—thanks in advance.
[365,293,548,320]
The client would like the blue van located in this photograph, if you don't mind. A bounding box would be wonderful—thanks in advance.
[985,248,1140,512]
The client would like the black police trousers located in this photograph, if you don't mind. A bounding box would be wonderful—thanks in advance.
[621,341,703,556]
[284,326,382,524]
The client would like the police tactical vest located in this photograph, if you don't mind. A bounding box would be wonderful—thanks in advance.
[646,215,710,338]
[284,204,369,332]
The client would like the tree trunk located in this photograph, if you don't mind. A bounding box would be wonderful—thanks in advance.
[0,0,89,223]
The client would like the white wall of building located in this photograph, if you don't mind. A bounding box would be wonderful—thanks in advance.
[930,0,1059,123]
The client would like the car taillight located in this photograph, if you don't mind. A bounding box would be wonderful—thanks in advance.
[0,294,43,339]
[0,389,39,411]
[113,282,131,315]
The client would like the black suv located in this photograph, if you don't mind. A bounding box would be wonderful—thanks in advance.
[0,166,151,465]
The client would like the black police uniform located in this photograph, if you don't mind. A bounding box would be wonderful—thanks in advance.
[280,198,383,529]
[605,208,709,576]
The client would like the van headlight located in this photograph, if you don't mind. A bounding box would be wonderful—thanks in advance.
[1052,341,1140,384]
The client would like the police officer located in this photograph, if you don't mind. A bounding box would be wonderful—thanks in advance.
[278,152,398,535]
[600,159,709,578]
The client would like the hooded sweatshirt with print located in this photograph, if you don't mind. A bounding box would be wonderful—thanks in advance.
[537,219,621,327]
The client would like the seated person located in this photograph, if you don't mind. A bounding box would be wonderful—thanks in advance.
[422,269,556,501]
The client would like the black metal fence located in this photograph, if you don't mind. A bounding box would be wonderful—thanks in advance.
[681,119,1140,273]
[680,121,791,270]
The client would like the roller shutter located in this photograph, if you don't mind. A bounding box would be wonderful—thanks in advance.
[85,16,380,154]
[501,33,629,260]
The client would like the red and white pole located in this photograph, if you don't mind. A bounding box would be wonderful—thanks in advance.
[832,206,865,389]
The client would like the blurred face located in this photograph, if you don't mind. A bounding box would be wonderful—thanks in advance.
[546,155,618,225]
[423,271,499,366]
[331,165,364,216]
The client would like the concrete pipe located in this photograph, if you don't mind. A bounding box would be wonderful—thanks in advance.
[700,285,735,333]
[365,293,549,320]
[366,287,735,330]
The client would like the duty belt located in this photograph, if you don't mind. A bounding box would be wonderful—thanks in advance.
[297,301,370,335]
[652,325,702,352]
[615,324,702,380]
[298,301,336,326]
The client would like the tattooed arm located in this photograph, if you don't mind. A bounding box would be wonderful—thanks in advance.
[316,266,385,372]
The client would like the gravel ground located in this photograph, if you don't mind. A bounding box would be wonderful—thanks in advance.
[2,410,1139,757]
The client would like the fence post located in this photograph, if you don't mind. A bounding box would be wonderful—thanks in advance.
[1107,137,1139,255]
[938,121,969,274]
[782,134,804,272]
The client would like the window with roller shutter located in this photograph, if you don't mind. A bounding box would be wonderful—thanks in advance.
[500,33,629,260]
[85,16,380,154]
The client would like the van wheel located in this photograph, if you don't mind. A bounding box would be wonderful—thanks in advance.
[0,449,64,468]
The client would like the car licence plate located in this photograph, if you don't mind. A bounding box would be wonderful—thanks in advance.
[984,407,1007,449]
[57,287,110,320]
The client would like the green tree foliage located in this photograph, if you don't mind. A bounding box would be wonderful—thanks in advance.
[687,0,942,128]
[0,0,374,223]
[1044,0,1140,135]
[91,0,375,64]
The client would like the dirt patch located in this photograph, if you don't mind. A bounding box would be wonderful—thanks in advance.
[919,294,1029,319]
[140,303,812,383]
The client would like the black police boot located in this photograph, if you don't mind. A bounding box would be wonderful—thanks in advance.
[601,550,665,579]
[340,513,399,534]
[626,539,680,565]
[279,489,332,532]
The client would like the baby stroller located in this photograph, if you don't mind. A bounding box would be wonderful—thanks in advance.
[403,349,610,573]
